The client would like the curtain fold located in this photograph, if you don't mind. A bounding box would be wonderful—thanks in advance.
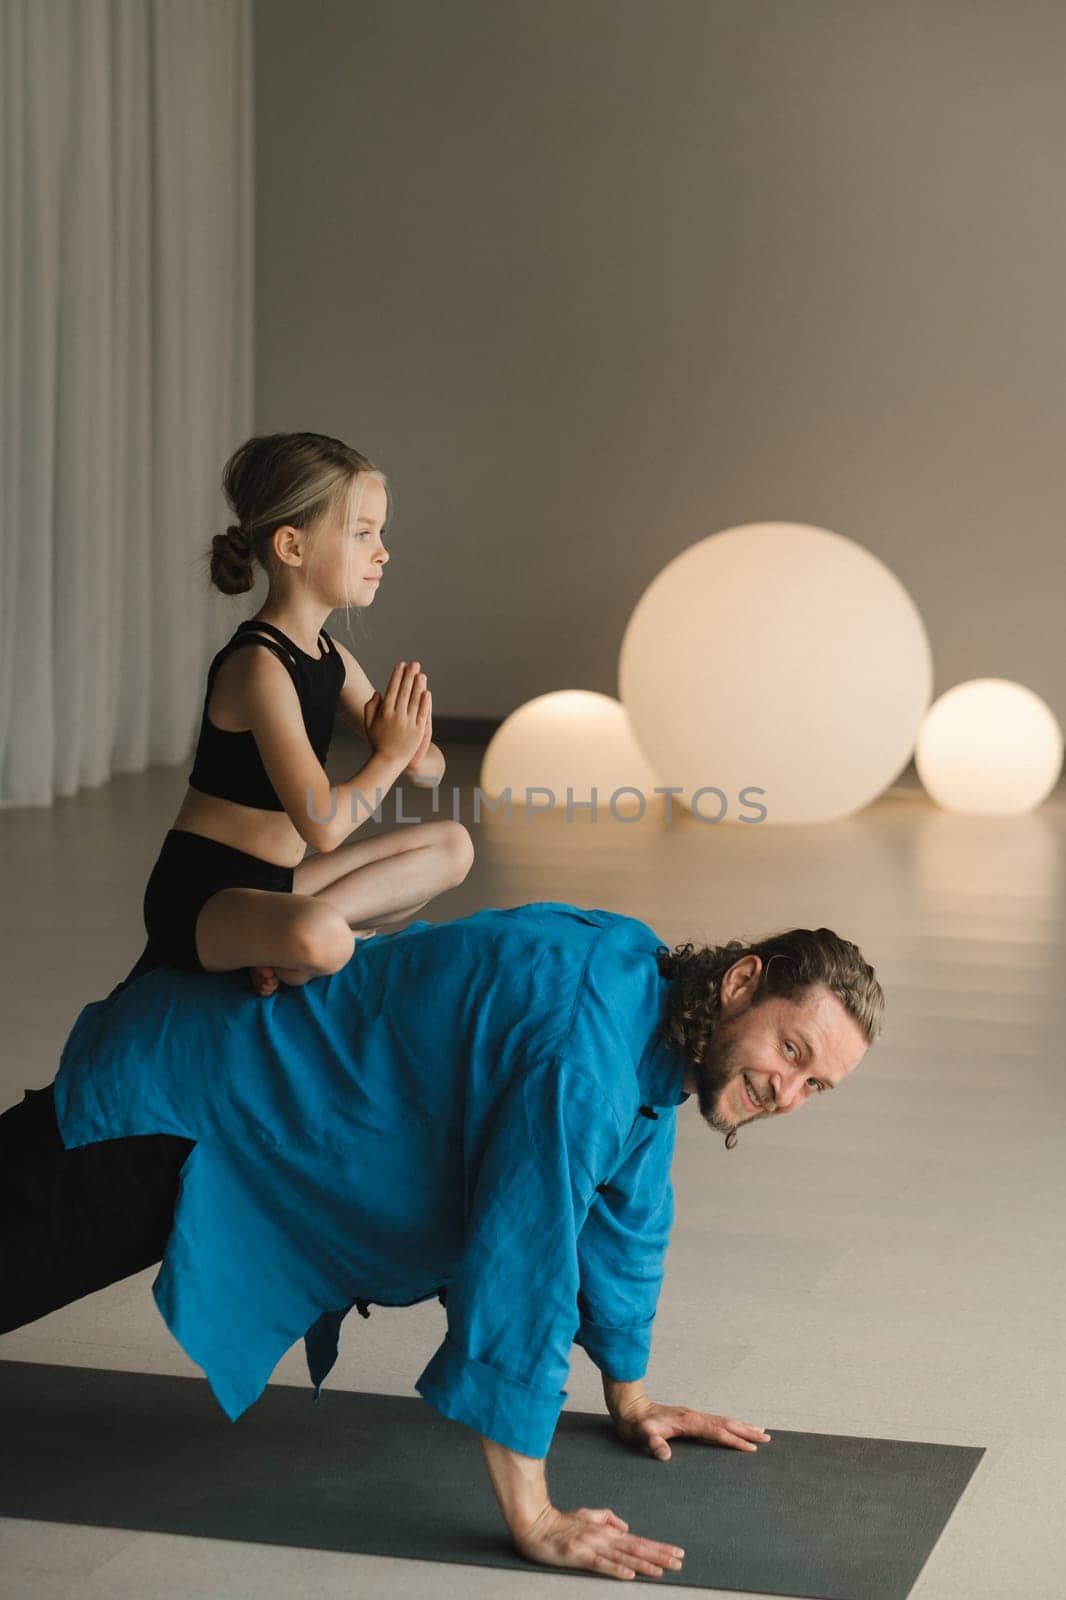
[0,0,254,806]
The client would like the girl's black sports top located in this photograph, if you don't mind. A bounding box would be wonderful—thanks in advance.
[187,619,346,812]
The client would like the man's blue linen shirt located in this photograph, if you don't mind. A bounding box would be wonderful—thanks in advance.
[53,902,690,1458]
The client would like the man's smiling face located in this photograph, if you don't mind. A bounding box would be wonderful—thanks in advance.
[681,955,870,1136]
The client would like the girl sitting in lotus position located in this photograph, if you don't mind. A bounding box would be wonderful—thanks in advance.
[127,430,473,997]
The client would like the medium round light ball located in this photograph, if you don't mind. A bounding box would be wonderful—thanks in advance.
[480,691,658,816]
[915,678,1063,814]
[618,522,933,825]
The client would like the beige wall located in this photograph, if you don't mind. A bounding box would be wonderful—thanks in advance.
[255,0,1065,724]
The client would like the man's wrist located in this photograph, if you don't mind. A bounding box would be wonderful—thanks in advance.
[479,1434,551,1537]
[601,1373,649,1422]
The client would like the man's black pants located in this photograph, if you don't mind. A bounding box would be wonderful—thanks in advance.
[0,1083,193,1333]
[0,940,194,1333]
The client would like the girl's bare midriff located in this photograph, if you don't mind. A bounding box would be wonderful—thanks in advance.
[171,652,314,871]
[171,787,310,870]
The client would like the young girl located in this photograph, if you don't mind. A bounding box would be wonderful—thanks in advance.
[125,431,473,998]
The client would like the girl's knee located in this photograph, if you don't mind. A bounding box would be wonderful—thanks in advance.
[438,821,474,884]
[290,902,356,974]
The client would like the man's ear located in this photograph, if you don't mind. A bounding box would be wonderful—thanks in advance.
[721,954,762,1009]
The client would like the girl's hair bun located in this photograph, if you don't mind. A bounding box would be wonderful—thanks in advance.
[210,524,256,595]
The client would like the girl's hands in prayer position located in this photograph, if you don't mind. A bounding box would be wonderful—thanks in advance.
[364,660,430,768]
[405,682,433,772]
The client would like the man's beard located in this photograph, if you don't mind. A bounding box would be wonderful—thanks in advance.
[690,1008,760,1142]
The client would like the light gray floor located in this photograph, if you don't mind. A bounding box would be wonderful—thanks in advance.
[2,736,1064,1599]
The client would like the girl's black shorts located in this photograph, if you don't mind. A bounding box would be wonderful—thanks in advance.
[138,827,295,974]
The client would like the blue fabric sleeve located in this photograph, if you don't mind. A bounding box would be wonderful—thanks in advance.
[573,1113,677,1381]
[415,1055,621,1459]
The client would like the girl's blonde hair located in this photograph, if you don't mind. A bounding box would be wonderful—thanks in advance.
[205,431,389,600]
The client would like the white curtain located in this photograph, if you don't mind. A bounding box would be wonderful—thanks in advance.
[0,0,254,807]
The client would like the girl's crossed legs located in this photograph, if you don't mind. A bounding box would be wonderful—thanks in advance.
[195,820,474,995]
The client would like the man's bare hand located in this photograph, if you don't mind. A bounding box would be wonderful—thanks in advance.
[514,1504,685,1582]
[612,1396,771,1462]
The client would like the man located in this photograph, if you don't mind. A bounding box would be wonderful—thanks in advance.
[1,901,882,1583]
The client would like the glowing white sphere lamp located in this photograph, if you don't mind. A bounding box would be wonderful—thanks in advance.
[480,691,658,816]
[915,678,1063,815]
[618,522,933,825]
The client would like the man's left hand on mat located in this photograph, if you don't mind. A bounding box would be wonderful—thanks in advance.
[612,1399,772,1462]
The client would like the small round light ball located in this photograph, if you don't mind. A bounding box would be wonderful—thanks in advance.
[915,678,1063,815]
[480,691,658,816]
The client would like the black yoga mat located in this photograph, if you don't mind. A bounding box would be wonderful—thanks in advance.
[0,1361,983,1597]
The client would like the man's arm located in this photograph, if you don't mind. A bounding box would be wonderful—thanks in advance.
[574,1114,678,1392]
[576,1116,770,1463]
[479,1433,686,1580]
[479,1435,550,1535]
[415,1055,612,1458]
[477,1387,671,1532]
[413,1055,687,1578]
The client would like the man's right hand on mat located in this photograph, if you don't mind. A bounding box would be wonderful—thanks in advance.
[513,1504,685,1582]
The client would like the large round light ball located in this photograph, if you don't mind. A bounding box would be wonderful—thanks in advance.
[480,691,658,816]
[915,678,1063,815]
[618,522,933,826]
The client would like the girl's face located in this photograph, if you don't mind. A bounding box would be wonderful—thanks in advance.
[311,474,390,608]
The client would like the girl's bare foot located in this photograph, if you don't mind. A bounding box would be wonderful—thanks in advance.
[249,935,373,997]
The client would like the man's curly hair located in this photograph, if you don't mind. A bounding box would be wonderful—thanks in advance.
[655,926,885,1078]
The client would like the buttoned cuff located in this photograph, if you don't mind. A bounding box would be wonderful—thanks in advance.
[415,1334,566,1458]
[574,1314,655,1381]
